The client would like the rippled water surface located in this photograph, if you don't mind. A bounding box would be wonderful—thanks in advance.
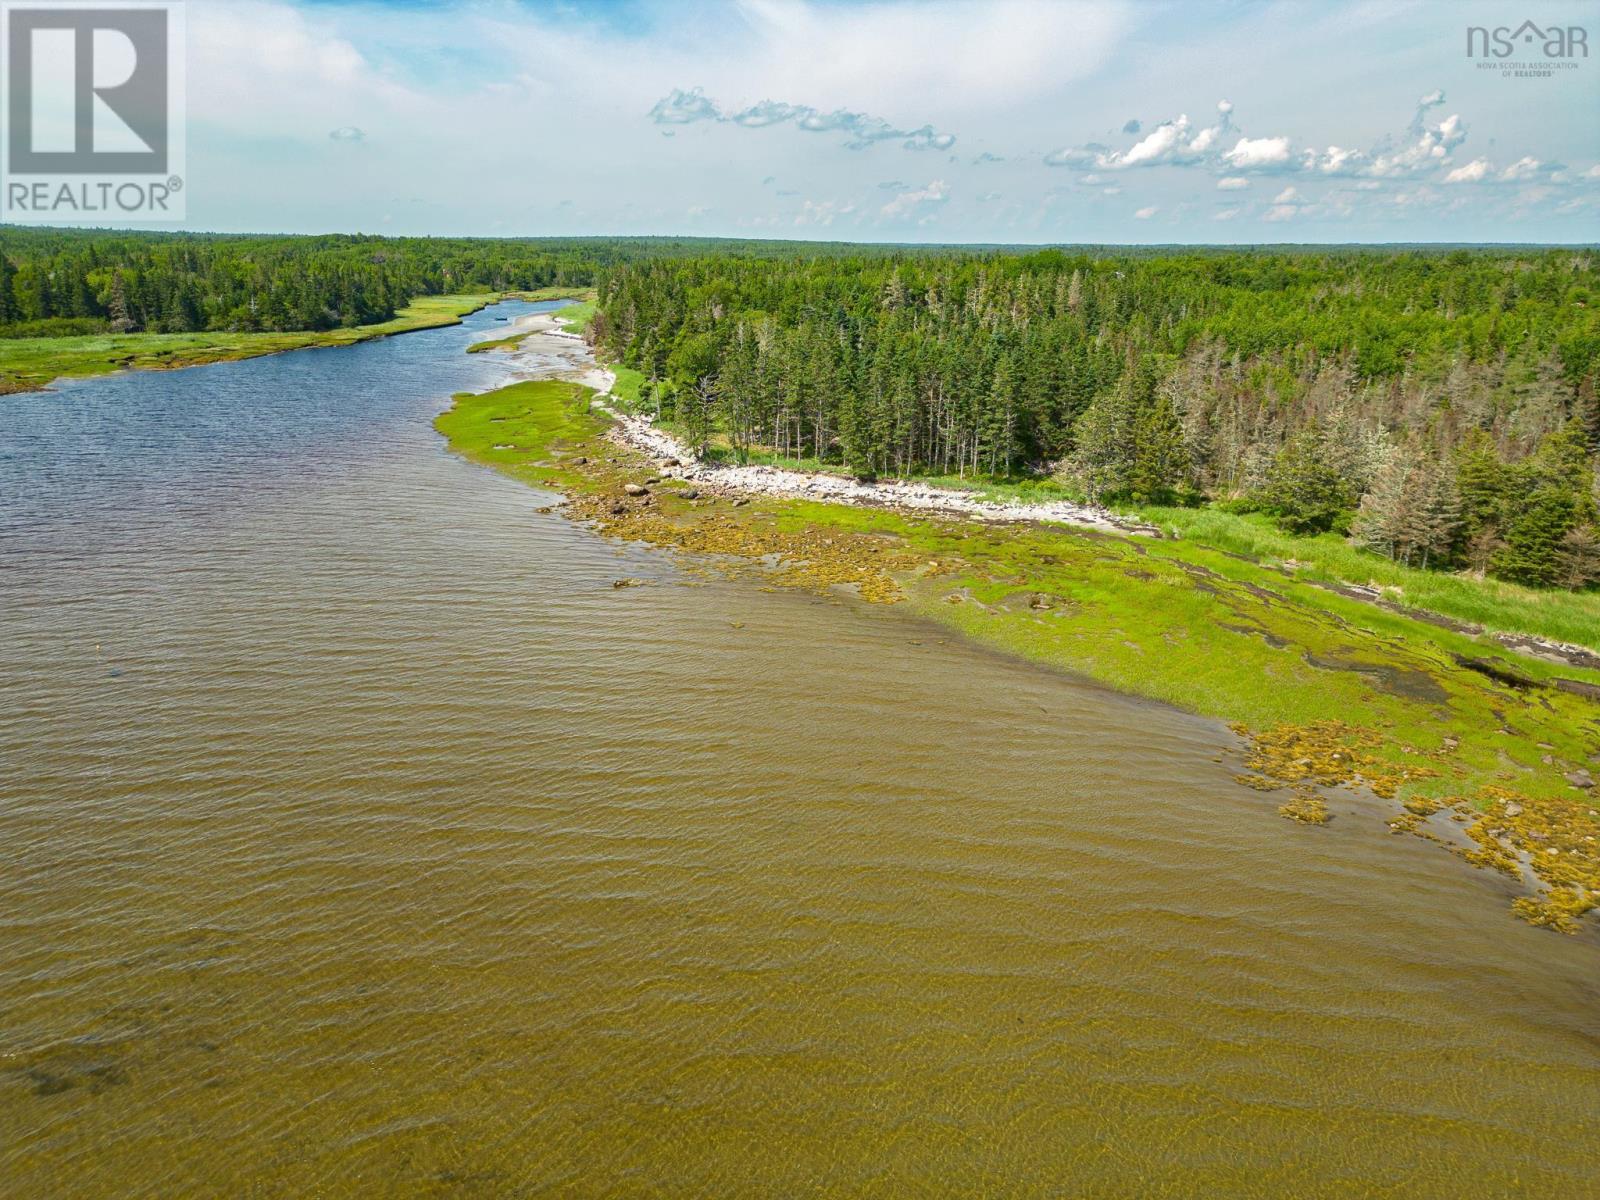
[3,303,1597,1197]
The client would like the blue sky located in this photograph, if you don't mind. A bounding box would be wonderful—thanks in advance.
[168,0,1600,242]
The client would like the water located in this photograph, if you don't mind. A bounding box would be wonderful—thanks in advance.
[2,303,1597,1196]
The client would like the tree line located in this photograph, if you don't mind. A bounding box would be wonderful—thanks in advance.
[0,230,951,339]
[4,230,1595,589]
[590,248,1599,590]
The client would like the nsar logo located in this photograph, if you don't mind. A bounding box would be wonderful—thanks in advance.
[1467,19,1588,59]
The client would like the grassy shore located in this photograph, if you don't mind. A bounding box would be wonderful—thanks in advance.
[440,378,1600,932]
[632,425,1600,654]
[1,293,505,392]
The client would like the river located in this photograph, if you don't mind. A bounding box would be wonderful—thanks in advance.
[2,300,1596,1196]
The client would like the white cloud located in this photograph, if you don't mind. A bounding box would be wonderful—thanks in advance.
[1499,156,1542,182]
[795,198,856,226]
[1214,206,1241,221]
[1272,186,1301,204]
[648,86,956,150]
[1134,204,1158,218]
[1361,110,1468,177]
[1225,136,1292,169]
[880,179,949,219]
[1310,145,1363,174]
[1444,158,1490,184]
[1055,98,1235,170]
[1216,176,1249,190]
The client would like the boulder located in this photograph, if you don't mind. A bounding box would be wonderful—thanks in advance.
[681,489,699,500]
[1566,769,1595,790]
[623,483,648,496]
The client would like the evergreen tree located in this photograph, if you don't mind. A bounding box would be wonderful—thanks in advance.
[1261,427,1351,535]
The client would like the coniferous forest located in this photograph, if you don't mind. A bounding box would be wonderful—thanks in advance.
[4,229,1597,590]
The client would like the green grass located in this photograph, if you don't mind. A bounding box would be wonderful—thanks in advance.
[442,381,1600,807]
[1131,504,1600,651]
[553,299,597,335]
[466,330,528,354]
[510,286,594,302]
[434,378,605,491]
[1,293,503,392]
[605,362,648,407]
[440,380,1600,925]
[753,492,1600,813]
[569,417,1600,652]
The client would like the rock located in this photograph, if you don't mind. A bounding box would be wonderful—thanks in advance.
[609,503,626,515]
[660,457,680,467]
[645,477,661,485]
[681,489,699,500]
[572,456,587,465]
[1503,802,1523,817]
[1566,769,1595,790]
[732,497,750,507]
[623,483,648,496]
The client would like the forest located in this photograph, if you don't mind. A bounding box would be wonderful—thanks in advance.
[3,229,1597,590]
[592,248,1600,591]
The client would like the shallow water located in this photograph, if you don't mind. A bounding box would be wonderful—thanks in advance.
[2,303,1597,1196]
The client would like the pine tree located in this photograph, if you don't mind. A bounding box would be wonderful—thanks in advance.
[1261,426,1350,535]
[0,254,15,325]
[1129,391,1190,503]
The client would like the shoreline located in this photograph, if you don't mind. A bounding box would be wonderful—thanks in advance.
[480,308,1158,536]
[595,405,1159,536]
[2,292,512,394]
[441,337,1600,934]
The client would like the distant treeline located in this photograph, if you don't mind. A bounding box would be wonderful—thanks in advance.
[0,230,615,337]
[591,248,1600,589]
[2,230,1596,588]
[0,230,961,338]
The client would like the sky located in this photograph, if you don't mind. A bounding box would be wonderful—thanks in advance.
[133,0,1600,241]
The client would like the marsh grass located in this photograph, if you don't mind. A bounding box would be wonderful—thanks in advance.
[1133,505,1600,651]
[1,293,503,391]
[438,381,1600,925]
